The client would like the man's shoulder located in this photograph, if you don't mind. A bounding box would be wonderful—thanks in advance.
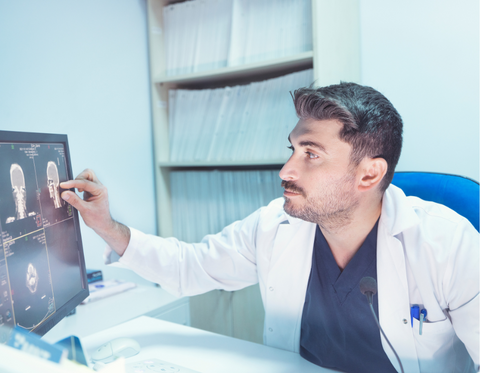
[405,195,470,228]
[384,184,476,235]
[383,187,478,277]
[385,186,478,260]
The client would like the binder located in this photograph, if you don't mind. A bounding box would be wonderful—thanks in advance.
[163,0,313,75]
[170,169,283,242]
[168,68,314,164]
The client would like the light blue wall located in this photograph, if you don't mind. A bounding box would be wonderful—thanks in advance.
[0,0,156,284]
[360,0,479,181]
[0,0,477,287]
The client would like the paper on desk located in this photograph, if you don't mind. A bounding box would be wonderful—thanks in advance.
[81,280,136,304]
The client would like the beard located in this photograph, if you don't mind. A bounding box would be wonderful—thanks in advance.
[282,171,360,232]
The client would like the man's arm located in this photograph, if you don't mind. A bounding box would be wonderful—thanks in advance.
[60,169,130,256]
[446,219,480,366]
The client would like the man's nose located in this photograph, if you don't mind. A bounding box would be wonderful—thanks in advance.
[279,155,299,181]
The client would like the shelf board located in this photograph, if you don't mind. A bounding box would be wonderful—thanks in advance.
[155,51,313,86]
[159,159,288,168]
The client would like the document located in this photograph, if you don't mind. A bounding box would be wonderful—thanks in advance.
[162,0,313,75]
[170,169,284,242]
[168,69,314,163]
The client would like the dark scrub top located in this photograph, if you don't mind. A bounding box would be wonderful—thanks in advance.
[300,221,397,373]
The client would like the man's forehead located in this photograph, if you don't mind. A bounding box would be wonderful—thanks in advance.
[289,118,343,141]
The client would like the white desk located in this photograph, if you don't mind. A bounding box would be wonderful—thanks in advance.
[81,316,334,373]
[43,286,189,344]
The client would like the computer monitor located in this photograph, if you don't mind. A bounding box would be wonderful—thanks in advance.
[0,130,88,338]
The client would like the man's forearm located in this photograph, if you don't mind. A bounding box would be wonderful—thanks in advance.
[95,219,131,256]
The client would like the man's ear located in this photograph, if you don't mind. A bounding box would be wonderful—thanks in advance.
[357,157,388,192]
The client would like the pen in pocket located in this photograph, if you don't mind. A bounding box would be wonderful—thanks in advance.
[410,305,428,335]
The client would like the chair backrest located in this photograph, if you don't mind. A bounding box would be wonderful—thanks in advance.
[391,172,479,232]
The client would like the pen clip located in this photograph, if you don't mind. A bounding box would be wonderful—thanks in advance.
[410,305,419,327]
[419,309,427,335]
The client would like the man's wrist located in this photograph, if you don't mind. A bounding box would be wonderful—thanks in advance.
[96,219,131,256]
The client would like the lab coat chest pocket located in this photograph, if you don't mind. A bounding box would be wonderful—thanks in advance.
[411,317,458,372]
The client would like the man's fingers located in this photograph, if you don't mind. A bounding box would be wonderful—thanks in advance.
[76,168,99,183]
[60,178,102,196]
[61,191,87,211]
[60,169,101,192]
[60,180,77,190]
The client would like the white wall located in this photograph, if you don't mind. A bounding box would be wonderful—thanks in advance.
[360,0,479,181]
[0,0,157,285]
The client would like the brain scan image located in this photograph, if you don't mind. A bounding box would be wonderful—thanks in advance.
[26,263,38,294]
[7,163,27,223]
[47,161,62,209]
[5,163,37,224]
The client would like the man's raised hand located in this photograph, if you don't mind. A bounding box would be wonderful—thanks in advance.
[60,169,130,256]
[60,169,111,232]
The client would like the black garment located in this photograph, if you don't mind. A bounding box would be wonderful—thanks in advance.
[300,222,397,373]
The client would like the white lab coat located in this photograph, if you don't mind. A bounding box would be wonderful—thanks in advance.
[111,185,479,372]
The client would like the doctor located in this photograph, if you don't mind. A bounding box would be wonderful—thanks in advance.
[61,82,479,372]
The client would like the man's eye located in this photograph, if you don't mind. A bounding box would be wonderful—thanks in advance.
[306,152,319,159]
[287,145,294,152]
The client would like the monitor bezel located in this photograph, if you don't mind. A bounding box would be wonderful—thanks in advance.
[0,130,89,336]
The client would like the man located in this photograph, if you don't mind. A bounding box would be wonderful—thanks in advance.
[61,82,479,372]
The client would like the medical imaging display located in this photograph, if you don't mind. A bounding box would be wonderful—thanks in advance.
[0,139,86,336]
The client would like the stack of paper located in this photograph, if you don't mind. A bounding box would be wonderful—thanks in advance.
[162,0,313,75]
[81,280,136,304]
[163,0,233,76]
[170,169,283,242]
[169,68,313,163]
[228,0,313,66]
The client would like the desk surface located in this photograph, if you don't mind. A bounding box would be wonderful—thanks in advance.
[43,286,187,344]
[81,316,334,373]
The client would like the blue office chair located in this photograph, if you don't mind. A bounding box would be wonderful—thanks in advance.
[391,172,479,232]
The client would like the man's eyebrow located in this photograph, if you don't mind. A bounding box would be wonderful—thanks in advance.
[299,140,328,153]
[287,135,327,153]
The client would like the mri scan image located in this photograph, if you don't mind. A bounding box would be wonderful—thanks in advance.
[6,164,36,223]
[47,161,63,209]
[26,263,38,294]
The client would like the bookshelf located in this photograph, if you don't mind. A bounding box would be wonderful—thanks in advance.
[146,0,360,343]
[155,51,314,85]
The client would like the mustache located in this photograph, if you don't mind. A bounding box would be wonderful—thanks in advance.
[281,180,305,195]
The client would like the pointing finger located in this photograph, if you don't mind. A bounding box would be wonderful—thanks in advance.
[60,179,102,196]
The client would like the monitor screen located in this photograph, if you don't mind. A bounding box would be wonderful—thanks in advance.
[0,130,88,338]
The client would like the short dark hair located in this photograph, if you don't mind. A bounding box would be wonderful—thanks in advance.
[292,82,403,192]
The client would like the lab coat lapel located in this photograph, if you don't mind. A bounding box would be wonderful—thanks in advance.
[270,215,315,269]
[270,220,295,268]
[377,186,420,373]
[265,216,316,353]
[271,216,316,273]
